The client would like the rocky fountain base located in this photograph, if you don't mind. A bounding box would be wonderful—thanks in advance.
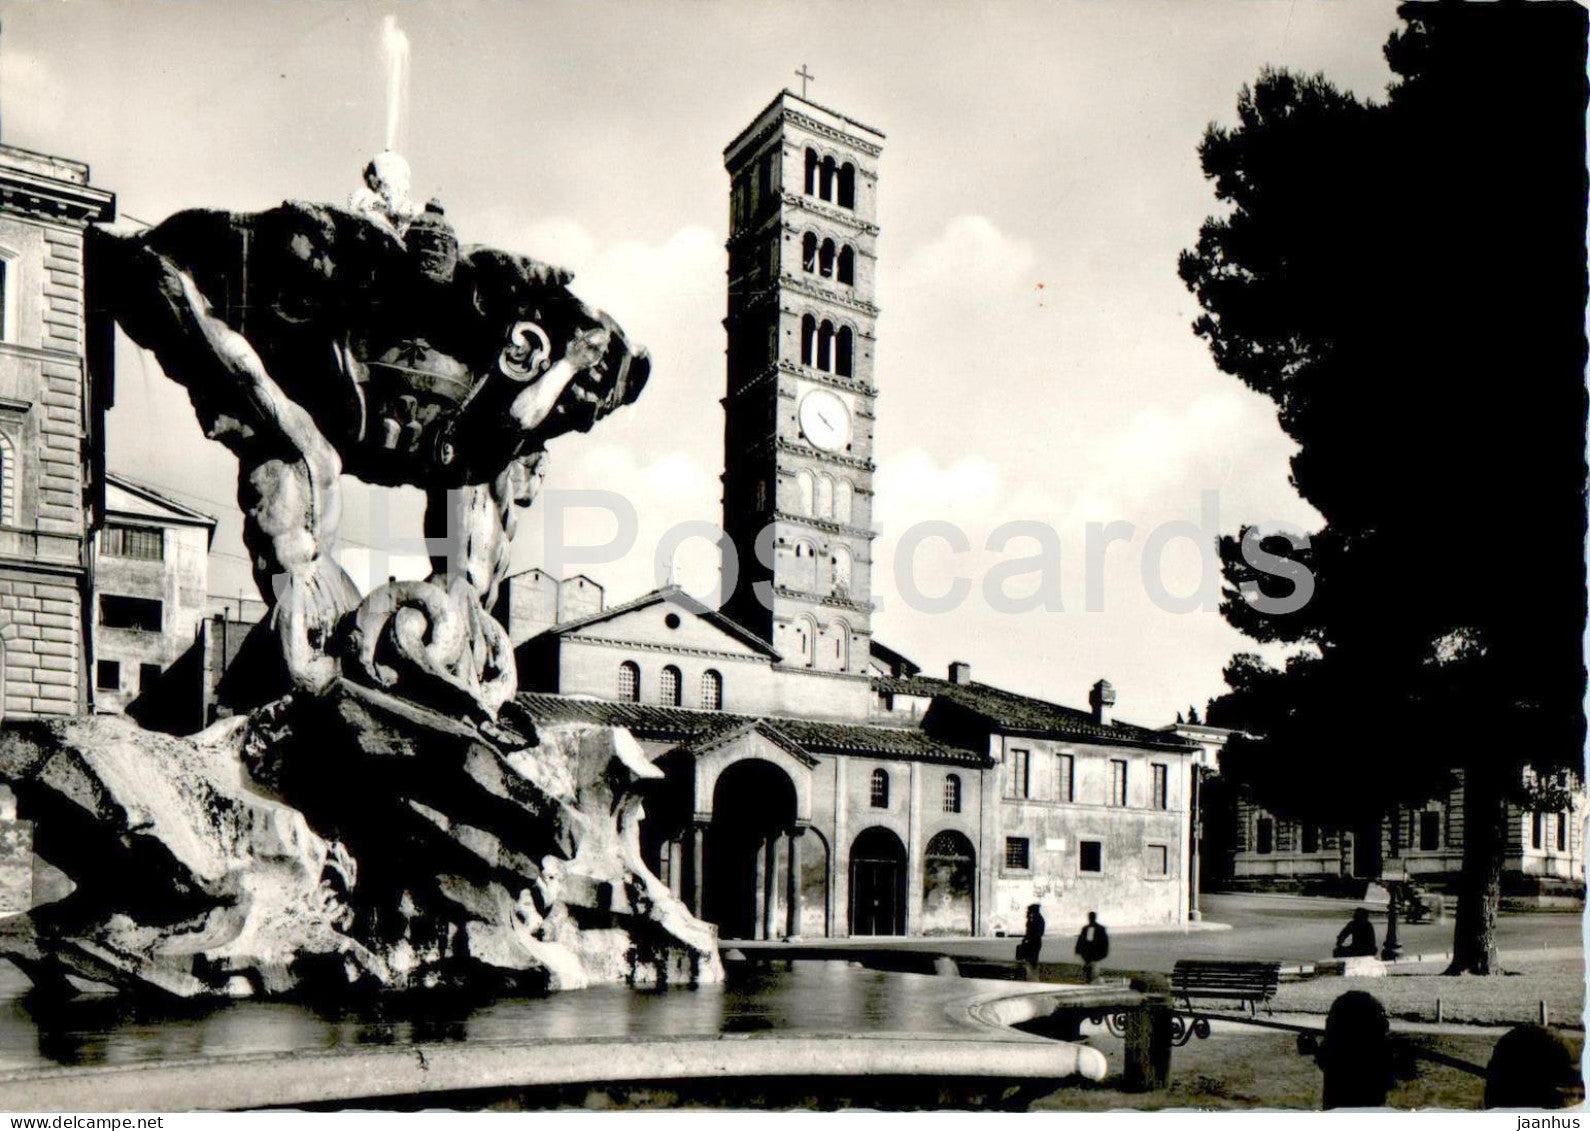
[0,683,722,1000]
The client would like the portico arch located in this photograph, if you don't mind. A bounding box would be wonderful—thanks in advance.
[705,758,798,939]
[922,828,976,936]
[849,825,907,936]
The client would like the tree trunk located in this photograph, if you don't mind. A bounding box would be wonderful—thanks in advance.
[1447,760,1507,974]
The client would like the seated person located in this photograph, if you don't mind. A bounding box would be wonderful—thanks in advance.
[1333,907,1377,957]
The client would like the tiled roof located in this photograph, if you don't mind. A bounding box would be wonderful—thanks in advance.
[512,693,991,767]
[873,676,1197,752]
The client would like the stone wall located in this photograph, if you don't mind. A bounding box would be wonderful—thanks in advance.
[990,735,1190,933]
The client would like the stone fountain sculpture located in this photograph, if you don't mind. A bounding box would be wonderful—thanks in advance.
[0,158,723,998]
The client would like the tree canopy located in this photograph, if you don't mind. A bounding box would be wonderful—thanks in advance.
[1183,0,1587,829]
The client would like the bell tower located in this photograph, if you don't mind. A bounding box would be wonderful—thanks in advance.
[720,90,882,675]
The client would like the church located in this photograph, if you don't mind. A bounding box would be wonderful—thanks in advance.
[506,90,1202,939]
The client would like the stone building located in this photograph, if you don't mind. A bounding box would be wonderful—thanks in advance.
[0,143,115,721]
[90,473,215,721]
[1227,778,1585,898]
[1180,717,1587,899]
[510,91,1200,940]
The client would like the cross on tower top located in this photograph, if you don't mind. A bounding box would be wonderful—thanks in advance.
[794,64,815,99]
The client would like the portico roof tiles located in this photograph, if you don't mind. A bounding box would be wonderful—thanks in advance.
[513,693,991,767]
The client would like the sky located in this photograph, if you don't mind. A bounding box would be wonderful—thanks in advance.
[2,0,1406,726]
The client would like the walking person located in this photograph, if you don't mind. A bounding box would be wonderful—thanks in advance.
[1015,903,1046,981]
[1074,910,1109,983]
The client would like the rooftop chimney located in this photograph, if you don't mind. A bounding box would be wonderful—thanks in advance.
[948,661,973,686]
[1089,679,1117,726]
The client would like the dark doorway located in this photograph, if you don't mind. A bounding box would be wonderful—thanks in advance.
[705,759,796,940]
[1352,818,1383,879]
[849,826,907,936]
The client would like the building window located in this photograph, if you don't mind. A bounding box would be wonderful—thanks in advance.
[0,432,15,527]
[1531,810,1544,850]
[834,479,853,524]
[819,155,837,201]
[1109,759,1128,807]
[800,314,816,365]
[802,231,817,273]
[1151,763,1168,810]
[1004,837,1030,871]
[837,245,855,285]
[1557,811,1568,852]
[101,528,165,563]
[617,660,639,703]
[1302,824,1320,854]
[836,325,854,378]
[819,238,836,278]
[1054,753,1074,802]
[803,148,818,195]
[99,595,163,632]
[660,665,681,707]
[1079,840,1102,873]
[1146,844,1168,876]
[700,669,723,711]
[943,773,962,814]
[837,162,857,209]
[139,662,161,692]
[1419,810,1440,852]
[1005,748,1030,799]
[1255,818,1274,855]
[0,259,8,340]
[95,659,120,691]
[870,768,889,808]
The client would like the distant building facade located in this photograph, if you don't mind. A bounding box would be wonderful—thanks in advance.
[0,144,115,721]
[91,474,216,719]
[1182,717,1588,898]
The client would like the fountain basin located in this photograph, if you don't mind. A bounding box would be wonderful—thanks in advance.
[0,962,1109,1110]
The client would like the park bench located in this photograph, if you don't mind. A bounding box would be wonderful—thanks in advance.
[1168,959,1282,1041]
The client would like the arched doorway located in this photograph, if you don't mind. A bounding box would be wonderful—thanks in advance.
[849,826,907,936]
[707,759,797,939]
[922,830,976,936]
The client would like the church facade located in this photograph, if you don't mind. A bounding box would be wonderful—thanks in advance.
[509,91,1200,939]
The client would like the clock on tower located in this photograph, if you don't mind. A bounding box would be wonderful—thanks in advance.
[719,90,882,676]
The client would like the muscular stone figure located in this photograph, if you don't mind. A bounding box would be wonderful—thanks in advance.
[122,260,361,694]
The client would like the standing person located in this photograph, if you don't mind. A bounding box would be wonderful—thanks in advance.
[1015,903,1046,980]
[1075,910,1109,983]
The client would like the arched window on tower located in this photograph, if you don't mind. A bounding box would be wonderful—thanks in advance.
[837,163,857,210]
[819,238,836,279]
[836,326,854,378]
[870,768,889,808]
[796,469,815,515]
[796,615,816,667]
[837,245,855,286]
[831,546,853,596]
[660,665,681,707]
[820,156,837,201]
[834,479,853,525]
[800,314,817,366]
[944,774,962,814]
[700,669,723,711]
[617,661,640,703]
[802,232,818,274]
[833,619,852,669]
[817,320,834,372]
[814,475,834,518]
[804,148,818,196]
